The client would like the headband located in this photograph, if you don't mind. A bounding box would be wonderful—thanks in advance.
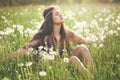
[44,9,53,18]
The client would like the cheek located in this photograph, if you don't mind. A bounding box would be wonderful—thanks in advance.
[52,17,58,23]
[52,17,64,24]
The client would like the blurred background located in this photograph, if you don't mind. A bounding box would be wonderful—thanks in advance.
[0,0,120,6]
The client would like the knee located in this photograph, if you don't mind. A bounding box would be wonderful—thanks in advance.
[76,44,89,52]
[69,56,80,63]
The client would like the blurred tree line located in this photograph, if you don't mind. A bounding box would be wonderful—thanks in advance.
[0,0,120,6]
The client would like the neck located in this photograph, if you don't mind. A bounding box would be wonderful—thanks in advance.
[53,24,62,35]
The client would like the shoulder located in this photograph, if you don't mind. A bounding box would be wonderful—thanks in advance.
[65,27,75,37]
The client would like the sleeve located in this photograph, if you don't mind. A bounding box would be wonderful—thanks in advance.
[65,28,86,44]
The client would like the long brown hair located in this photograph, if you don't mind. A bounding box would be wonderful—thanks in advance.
[31,6,71,57]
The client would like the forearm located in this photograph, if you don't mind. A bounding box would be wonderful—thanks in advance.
[2,48,27,63]
[13,48,28,58]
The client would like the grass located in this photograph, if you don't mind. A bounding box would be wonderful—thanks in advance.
[0,3,120,80]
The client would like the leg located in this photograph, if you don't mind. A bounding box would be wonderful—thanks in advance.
[69,56,94,79]
[72,44,95,76]
[69,56,88,74]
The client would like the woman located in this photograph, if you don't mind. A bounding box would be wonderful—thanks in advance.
[4,6,95,77]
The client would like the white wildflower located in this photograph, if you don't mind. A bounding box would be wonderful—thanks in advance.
[25,62,33,67]
[1,16,6,20]
[92,43,97,47]
[38,51,47,58]
[0,27,14,35]
[44,54,55,61]
[30,19,41,27]
[28,47,34,52]
[49,51,56,55]
[38,46,44,50]
[64,9,75,20]
[13,24,24,34]
[99,18,103,22]
[116,54,120,58]
[108,30,114,35]
[39,71,47,77]
[99,44,104,48]
[18,63,24,67]
[63,57,69,63]
[24,28,37,37]
[81,7,87,13]
[91,19,99,28]
[117,27,120,31]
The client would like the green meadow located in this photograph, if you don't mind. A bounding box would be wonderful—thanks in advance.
[0,4,120,80]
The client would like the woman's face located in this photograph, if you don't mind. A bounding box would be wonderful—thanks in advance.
[52,8,64,24]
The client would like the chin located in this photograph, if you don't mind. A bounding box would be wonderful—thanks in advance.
[61,20,64,23]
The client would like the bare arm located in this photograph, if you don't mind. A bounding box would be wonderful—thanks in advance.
[65,28,94,45]
[2,38,41,63]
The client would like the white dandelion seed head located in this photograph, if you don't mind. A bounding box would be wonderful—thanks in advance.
[13,24,24,34]
[18,63,24,67]
[108,30,114,35]
[99,44,104,48]
[92,43,97,47]
[0,27,14,35]
[45,54,55,61]
[25,62,33,67]
[49,51,56,55]
[24,28,37,37]
[116,54,120,58]
[1,16,6,20]
[39,71,47,77]
[38,46,44,50]
[39,51,47,55]
[28,47,34,52]
[117,27,120,31]
[63,57,69,63]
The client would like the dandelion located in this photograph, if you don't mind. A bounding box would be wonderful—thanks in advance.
[92,43,97,47]
[99,18,103,22]
[28,47,34,52]
[90,19,99,28]
[25,62,33,67]
[39,71,47,77]
[31,19,41,27]
[38,46,44,51]
[117,27,120,31]
[0,27,14,35]
[49,51,56,55]
[39,50,47,55]
[13,24,24,34]
[63,57,69,63]
[0,36,1,40]
[18,63,24,67]
[99,44,104,48]
[64,9,75,20]
[116,14,120,24]
[108,30,114,35]
[81,7,87,13]
[1,16,6,20]
[32,50,38,55]
[100,36,106,42]
[116,54,120,58]
[45,54,55,61]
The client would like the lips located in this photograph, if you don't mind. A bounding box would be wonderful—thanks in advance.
[61,16,64,20]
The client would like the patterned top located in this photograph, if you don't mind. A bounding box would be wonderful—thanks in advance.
[23,28,86,56]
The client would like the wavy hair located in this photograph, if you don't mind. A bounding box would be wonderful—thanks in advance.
[31,6,71,56]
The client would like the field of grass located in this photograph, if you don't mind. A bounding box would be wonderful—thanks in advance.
[0,4,120,80]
